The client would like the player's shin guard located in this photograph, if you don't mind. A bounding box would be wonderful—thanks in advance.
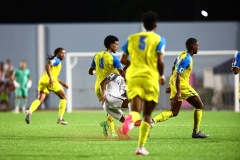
[58,99,67,120]
[29,99,41,113]
[152,110,173,123]
[138,121,151,147]
[193,109,202,131]
[106,114,115,133]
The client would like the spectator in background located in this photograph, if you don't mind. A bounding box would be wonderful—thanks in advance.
[0,61,10,111]
[0,62,6,85]
[13,60,31,113]
[4,59,14,77]
[0,85,9,111]
[4,59,15,111]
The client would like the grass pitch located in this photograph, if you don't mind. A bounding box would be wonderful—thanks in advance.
[0,110,240,160]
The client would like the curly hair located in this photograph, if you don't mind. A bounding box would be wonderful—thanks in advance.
[142,11,158,31]
[104,35,118,48]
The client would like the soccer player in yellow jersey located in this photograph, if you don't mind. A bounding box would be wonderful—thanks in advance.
[231,51,240,75]
[151,38,209,138]
[88,35,124,137]
[120,11,166,155]
[231,51,240,102]
[25,48,69,125]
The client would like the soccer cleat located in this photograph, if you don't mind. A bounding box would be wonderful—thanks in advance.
[100,121,109,137]
[110,132,117,137]
[25,110,30,124]
[57,119,68,125]
[135,147,149,155]
[192,130,209,138]
[121,114,132,135]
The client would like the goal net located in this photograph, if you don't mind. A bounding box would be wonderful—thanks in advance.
[66,50,239,113]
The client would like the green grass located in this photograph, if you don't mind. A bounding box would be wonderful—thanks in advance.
[0,110,240,160]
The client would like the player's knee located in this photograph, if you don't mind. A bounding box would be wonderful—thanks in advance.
[195,102,204,109]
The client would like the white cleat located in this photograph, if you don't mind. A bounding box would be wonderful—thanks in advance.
[135,147,149,155]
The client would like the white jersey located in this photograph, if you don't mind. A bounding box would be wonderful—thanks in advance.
[105,73,126,98]
[103,73,127,120]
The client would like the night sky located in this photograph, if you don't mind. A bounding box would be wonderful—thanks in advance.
[0,0,239,23]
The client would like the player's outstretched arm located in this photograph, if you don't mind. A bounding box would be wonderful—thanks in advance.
[58,78,69,89]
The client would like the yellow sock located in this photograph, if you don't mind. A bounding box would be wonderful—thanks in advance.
[29,99,41,113]
[130,111,140,122]
[193,109,202,131]
[106,114,115,133]
[153,110,173,123]
[58,99,67,119]
[138,121,151,147]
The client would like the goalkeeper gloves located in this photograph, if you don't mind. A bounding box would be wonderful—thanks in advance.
[13,80,20,88]
[27,80,32,88]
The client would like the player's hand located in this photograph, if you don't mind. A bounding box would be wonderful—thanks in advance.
[49,79,54,87]
[165,87,171,93]
[101,92,106,105]
[13,80,20,88]
[27,80,32,88]
[159,75,166,85]
[62,83,69,89]
[171,92,181,103]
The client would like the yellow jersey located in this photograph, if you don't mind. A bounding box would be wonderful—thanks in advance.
[90,50,123,86]
[122,31,166,82]
[41,57,62,82]
[170,51,193,89]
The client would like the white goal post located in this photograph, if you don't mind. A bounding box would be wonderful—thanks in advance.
[66,50,239,113]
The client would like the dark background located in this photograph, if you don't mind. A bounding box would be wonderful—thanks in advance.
[0,0,239,23]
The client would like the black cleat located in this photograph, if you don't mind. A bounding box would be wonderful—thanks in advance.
[25,110,30,124]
